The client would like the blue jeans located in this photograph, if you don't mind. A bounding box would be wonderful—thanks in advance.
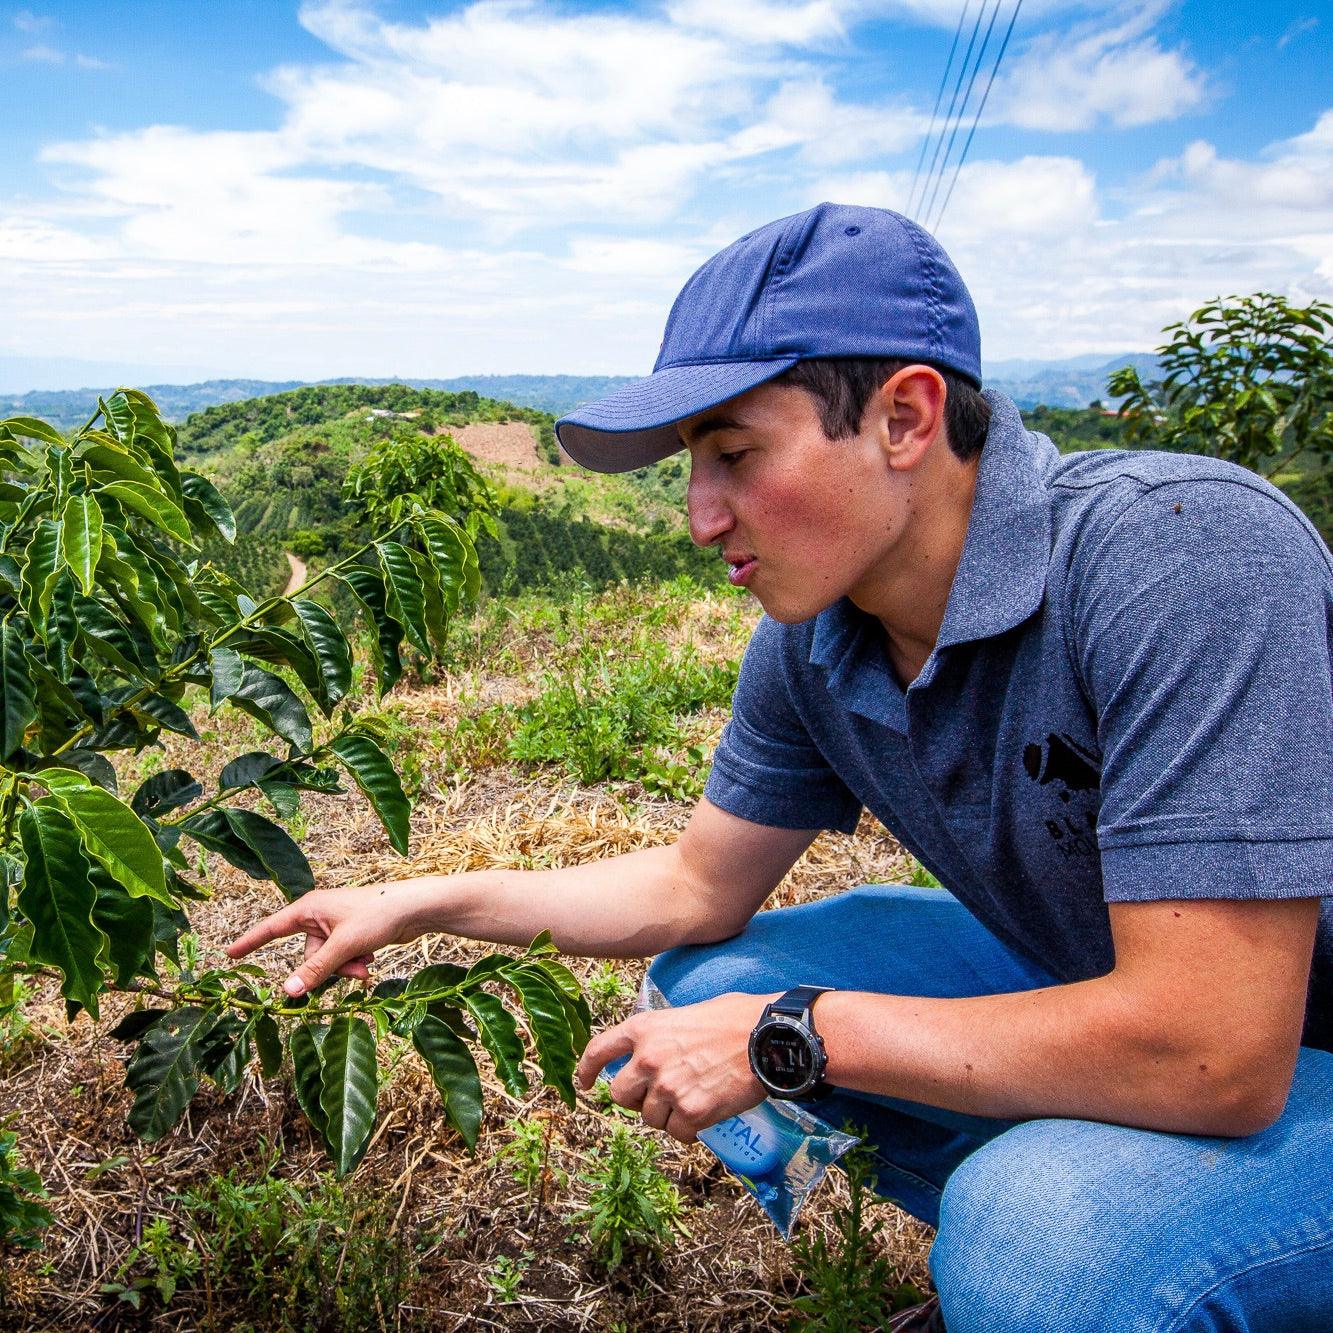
[648,884,1333,1333]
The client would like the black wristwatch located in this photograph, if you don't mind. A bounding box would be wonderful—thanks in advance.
[748,985,833,1100]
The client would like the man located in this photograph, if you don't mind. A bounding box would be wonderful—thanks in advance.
[229,203,1333,1331]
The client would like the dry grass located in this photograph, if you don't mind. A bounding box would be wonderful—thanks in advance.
[0,590,936,1331]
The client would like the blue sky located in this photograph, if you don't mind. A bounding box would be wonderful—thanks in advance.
[1,0,1329,384]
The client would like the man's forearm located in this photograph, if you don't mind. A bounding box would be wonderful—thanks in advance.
[818,977,1291,1138]
[397,842,728,959]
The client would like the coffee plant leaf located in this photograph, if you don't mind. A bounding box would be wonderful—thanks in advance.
[337,565,404,695]
[412,1013,483,1149]
[98,482,192,545]
[43,784,170,904]
[501,964,581,1107]
[90,878,157,987]
[289,1022,329,1137]
[329,732,410,855]
[17,803,106,1018]
[462,990,529,1099]
[374,540,431,655]
[291,598,352,713]
[225,661,313,753]
[130,769,203,820]
[318,1015,379,1177]
[254,1012,283,1078]
[125,1006,217,1142]
[59,494,103,595]
[179,471,236,544]
[0,619,37,760]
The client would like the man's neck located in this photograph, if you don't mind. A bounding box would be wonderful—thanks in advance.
[852,450,981,688]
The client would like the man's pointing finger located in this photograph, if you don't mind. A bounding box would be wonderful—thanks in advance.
[576,1023,637,1090]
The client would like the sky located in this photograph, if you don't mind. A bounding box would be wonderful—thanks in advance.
[0,0,1329,385]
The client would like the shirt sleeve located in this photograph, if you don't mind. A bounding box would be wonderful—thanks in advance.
[705,615,862,834]
[1069,476,1333,904]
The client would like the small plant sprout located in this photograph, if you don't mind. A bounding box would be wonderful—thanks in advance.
[585,960,636,1020]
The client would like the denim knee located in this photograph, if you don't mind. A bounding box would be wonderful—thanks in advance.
[930,1119,1164,1333]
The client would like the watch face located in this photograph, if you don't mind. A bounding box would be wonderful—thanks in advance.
[752,1022,815,1093]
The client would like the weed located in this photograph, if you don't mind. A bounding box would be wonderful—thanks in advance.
[493,1115,565,1195]
[100,1216,200,1310]
[585,961,637,1020]
[905,860,943,889]
[788,1142,928,1332]
[640,744,708,802]
[509,639,735,785]
[487,1251,532,1302]
[99,1156,414,1329]
[0,1126,53,1255]
[569,1125,684,1272]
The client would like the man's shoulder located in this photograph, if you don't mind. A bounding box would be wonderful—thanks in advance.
[1045,447,1331,580]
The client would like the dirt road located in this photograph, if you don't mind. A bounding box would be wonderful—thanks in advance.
[283,551,307,596]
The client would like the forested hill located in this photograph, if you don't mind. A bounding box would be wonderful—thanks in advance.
[176,382,556,455]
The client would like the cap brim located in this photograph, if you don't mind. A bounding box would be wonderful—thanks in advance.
[555,358,800,473]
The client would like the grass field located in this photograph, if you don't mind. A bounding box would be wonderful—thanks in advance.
[0,579,936,1331]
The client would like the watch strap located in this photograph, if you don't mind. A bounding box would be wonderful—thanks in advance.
[767,984,832,1022]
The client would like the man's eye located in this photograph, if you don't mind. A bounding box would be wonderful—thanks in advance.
[719,451,747,466]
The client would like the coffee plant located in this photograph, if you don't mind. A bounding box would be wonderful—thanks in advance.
[0,392,589,1200]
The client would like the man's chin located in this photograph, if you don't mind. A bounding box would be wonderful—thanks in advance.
[752,589,837,626]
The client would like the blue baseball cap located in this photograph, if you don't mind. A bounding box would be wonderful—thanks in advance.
[555,202,981,473]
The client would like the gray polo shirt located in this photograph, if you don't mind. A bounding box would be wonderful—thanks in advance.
[705,392,1333,1051]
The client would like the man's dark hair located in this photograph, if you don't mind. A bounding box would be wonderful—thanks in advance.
[776,358,991,461]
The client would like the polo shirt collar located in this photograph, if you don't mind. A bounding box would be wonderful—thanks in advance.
[808,391,1055,727]
[935,390,1055,650]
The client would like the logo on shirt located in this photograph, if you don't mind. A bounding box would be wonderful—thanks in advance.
[1023,732,1101,859]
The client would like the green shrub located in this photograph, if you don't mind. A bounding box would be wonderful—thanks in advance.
[789,1143,928,1331]
[570,1125,684,1271]
[508,640,735,784]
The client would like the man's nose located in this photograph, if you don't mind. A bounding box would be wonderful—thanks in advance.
[687,466,733,549]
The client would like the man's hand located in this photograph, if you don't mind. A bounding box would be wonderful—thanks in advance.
[226,879,440,996]
[576,992,780,1143]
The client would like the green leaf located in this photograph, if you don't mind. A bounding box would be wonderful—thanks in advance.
[329,732,411,855]
[99,482,192,543]
[91,880,157,986]
[1,416,64,446]
[0,619,37,759]
[59,494,103,595]
[337,566,403,695]
[20,519,61,628]
[411,1014,483,1150]
[414,513,475,607]
[318,1015,379,1176]
[125,1006,217,1141]
[462,991,529,1098]
[254,1013,283,1078]
[289,1023,329,1137]
[292,599,352,714]
[180,807,313,897]
[180,472,236,543]
[227,662,313,753]
[17,803,107,1018]
[43,785,170,905]
[404,961,469,995]
[130,769,202,820]
[221,808,314,899]
[502,965,581,1107]
[375,541,431,654]
[77,441,159,490]
[209,647,244,708]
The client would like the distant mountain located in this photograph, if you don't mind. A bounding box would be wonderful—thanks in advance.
[985,353,1160,410]
[0,357,1160,431]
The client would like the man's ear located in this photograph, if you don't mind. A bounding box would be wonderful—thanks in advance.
[876,365,947,471]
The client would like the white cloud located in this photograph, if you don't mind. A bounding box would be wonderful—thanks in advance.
[21,42,62,63]
[13,9,53,34]
[995,4,1206,131]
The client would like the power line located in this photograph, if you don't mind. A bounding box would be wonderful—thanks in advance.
[928,0,1024,233]
[918,0,1005,229]
[909,0,992,225]
[906,1,972,220]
